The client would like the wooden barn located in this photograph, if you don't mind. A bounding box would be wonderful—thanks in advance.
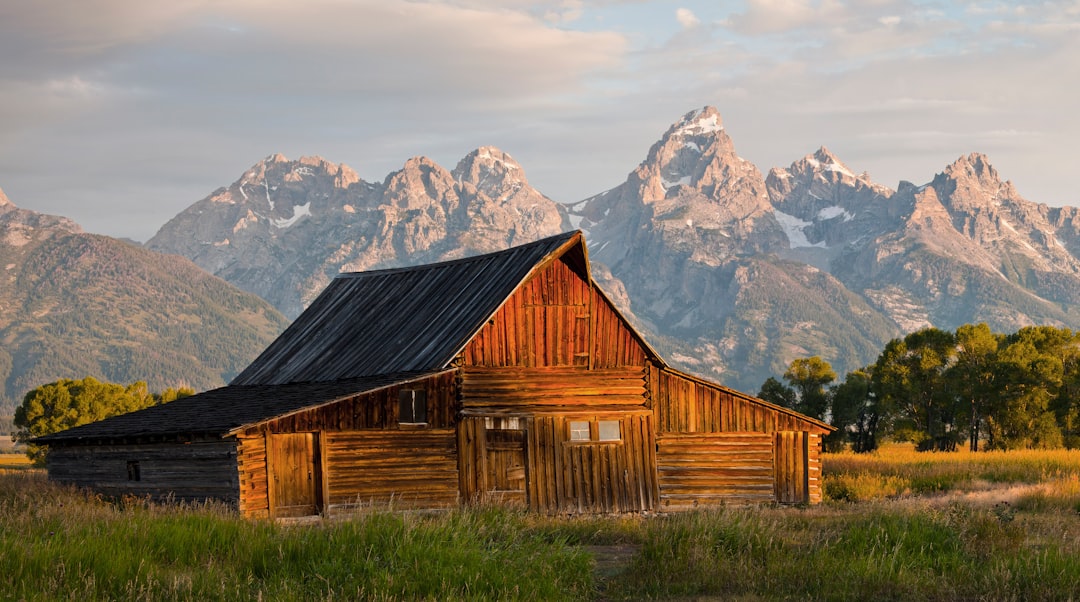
[36,231,831,518]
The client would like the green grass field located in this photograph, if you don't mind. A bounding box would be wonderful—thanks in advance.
[4,448,1080,600]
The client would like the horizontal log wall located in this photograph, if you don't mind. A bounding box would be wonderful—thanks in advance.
[655,370,824,434]
[460,366,646,408]
[463,258,649,369]
[656,433,775,509]
[256,372,457,432]
[808,433,823,504]
[237,434,270,518]
[324,429,459,512]
[46,440,239,505]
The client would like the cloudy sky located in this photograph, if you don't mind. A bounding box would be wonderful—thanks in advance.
[1,0,1077,241]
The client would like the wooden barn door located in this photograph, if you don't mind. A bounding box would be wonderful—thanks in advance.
[774,431,809,504]
[267,433,321,518]
[485,429,527,504]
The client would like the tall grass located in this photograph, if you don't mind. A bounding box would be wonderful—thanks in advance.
[8,448,1080,601]
[0,473,591,601]
[823,443,1080,504]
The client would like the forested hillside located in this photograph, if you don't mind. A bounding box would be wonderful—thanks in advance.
[0,192,288,407]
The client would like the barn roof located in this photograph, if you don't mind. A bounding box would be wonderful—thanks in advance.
[34,371,447,443]
[231,230,595,386]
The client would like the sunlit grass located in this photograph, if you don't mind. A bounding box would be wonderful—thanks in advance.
[823,443,1080,504]
[8,447,1080,601]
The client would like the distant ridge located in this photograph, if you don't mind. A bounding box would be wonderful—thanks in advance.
[0,195,287,407]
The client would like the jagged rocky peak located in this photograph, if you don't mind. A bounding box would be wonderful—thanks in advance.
[453,146,528,198]
[0,186,11,207]
[630,105,765,207]
[455,146,523,175]
[668,106,725,137]
[932,152,1019,212]
[383,156,457,210]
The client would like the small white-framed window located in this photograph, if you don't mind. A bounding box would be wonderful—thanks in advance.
[569,421,591,441]
[598,420,621,441]
[399,389,428,424]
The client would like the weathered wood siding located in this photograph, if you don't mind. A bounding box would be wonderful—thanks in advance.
[458,412,657,513]
[237,433,270,518]
[253,372,457,433]
[654,369,829,505]
[236,373,459,517]
[462,258,648,369]
[656,433,774,509]
[460,366,646,408]
[655,370,824,434]
[45,440,239,504]
[325,430,459,512]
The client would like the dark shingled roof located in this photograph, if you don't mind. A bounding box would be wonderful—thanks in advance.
[231,230,584,385]
[34,371,446,443]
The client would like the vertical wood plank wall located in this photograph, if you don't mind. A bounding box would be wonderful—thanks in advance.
[459,413,658,513]
[462,258,648,369]
[654,369,828,506]
[46,440,240,504]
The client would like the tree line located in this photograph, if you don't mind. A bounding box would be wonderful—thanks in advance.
[759,324,1080,453]
[12,376,193,462]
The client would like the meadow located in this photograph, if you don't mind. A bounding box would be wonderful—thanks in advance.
[2,446,1080,601]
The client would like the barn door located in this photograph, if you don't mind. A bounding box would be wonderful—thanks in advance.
[485,429,527,504]
[774,431,809,504]
[268,433,321,518]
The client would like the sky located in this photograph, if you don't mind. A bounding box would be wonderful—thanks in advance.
[1,0,1078,242]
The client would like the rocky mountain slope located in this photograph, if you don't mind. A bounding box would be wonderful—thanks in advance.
[147,149,570,318]
[0,189,287,407]
[148,107,1080,392]
[574,108,1080,390]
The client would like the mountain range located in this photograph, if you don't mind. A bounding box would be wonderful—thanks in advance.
[5,105,1080,405]
[145,106,1080,392]
[0,188,287,407]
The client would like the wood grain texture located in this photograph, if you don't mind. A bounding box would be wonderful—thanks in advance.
[45,439,240,504]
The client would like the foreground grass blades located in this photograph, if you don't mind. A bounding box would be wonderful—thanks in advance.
[5,446,1080,601]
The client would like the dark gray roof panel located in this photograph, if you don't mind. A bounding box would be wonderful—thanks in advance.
[34,372,442,443]
[231,231,581,386]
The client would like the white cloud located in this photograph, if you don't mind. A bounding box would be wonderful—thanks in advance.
[676,8,701,28]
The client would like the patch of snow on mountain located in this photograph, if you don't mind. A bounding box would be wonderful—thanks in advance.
[818,206,854,222]
[773,209,826,249]
[684,141,701,152]
[662,175,692,190]
[824,162,856,178]
[675,112,723,137]
[273,202,312,229]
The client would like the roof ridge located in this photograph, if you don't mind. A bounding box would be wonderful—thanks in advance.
[335,231,580,280]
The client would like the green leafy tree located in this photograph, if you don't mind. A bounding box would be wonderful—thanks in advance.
[758,377,797,409]
[783,356,836,421]
[989,328,1066,450]
[949,323,1001,451]
[830,368,882,453]
[874,328,961,451]
[12,377,190,463]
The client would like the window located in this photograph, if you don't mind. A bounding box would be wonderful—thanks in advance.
[398,389,427,424]
[569,421,591,441]
[568,419,622,442]
[598,420,621,441]
[126,460,141,482]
